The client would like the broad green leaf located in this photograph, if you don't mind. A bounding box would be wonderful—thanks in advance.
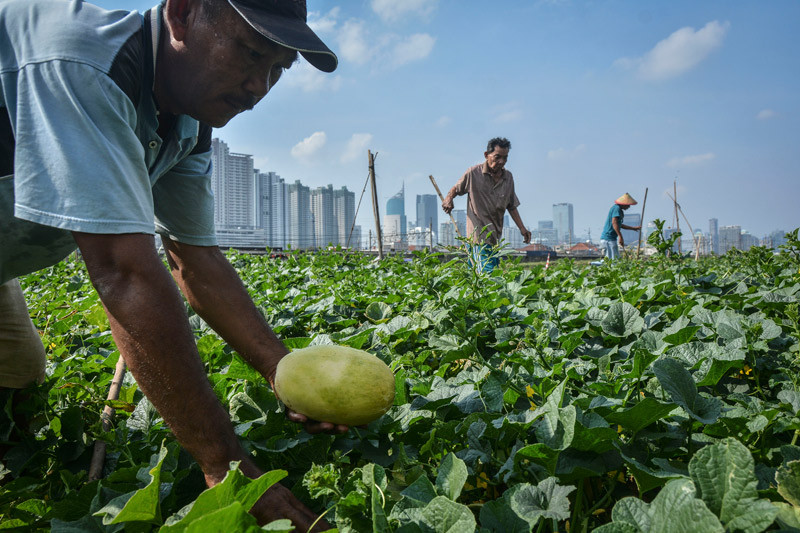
[601,302,644,338]
[95,444,169,525]
[649,479,724,533]
[653,358,721,424]
[515,443,560,476]
[507,477,575,525]
[401,475,437,506]
[161,467,286,531]
[689,437,778,533]
[533,380,576,450]
[774,503,800,530]
[611,497,651,531]
[414,496,476,532]
[479,498,531,533]
[606,397,677,434]
[435,453,468,501]
[365,302,392,322]
[777,460,800,507]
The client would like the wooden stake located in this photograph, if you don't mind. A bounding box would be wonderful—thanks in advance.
[88,355,127,481]
[368,150,383,260]
[636,187,648,259]
[429,175,463,239]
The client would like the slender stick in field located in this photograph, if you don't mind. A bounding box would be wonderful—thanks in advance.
[88,355,127,481]
[429,175,463,239]
[637,187,649,258]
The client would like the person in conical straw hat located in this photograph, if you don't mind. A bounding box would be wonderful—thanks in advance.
[599,193,642,260]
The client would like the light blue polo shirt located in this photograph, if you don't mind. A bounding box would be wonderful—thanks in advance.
[0,0,216,285]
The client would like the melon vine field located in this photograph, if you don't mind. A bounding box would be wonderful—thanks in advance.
[2,238,800,532]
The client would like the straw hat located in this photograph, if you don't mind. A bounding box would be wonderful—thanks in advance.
[615,192,638,205]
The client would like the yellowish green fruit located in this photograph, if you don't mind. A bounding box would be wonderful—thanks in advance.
[274,345,395,426]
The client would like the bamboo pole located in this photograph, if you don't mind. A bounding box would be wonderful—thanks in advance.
[368,150,383,260]
[429,175,463,239]
[636,187,648,259]
[666,191,700,260]
[88,355,127,481]
[674,180,681,254]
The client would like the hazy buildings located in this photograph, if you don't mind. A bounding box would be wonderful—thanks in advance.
[416,194,438,235]
[620,213,642,248]
[552,203,574,245]
[719,225,742,254]
[212,138,358,250]
[709,218,719,255]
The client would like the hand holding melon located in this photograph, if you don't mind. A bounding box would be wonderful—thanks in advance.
[274,345,396,427]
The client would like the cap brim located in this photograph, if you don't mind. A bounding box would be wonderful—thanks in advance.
[228,2,338,73]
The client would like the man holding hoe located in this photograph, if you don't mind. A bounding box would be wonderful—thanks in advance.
[442,137,532,273]
[600,193,642,260]
[1,0,342,528]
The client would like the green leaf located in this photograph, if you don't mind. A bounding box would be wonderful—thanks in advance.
[611,497,651,531]
[653,358,721,424]
[606,397,677,434]
[161,467,286,531]
[777,460,800,507]
[479,498,531,533]
[365,302,392,322]
[401,475,438,506]
[533,380,576,450]
[507,477,576,525]
[181,501,261,533]
[415,496,476,533]
[601,302,644,338]
[689,437,778,533]
[435,453,468,501]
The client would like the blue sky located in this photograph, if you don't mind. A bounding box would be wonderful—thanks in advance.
[97,0,799,240]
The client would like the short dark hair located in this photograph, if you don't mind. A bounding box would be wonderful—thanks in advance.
[160,0,227,21]
[487,137,511,152]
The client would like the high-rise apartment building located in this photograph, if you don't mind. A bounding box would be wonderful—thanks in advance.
[211,138,254,228]
[709,218,719,255]
[719,225,741,254]
[415,194,438,234]
[334,187,356,247]
[287,181,313,249]
[311,185,336,248]
[552,203,574,245]
[385,185,407,242]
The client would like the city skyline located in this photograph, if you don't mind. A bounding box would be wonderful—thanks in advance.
[92,0,800,240]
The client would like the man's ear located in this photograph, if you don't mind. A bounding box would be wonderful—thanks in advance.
[163,0,197,42]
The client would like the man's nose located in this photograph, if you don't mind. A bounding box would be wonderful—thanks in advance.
[245,68,272,99]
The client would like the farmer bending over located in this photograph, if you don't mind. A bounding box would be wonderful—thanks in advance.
[0,0,341,529]
[441,137,532,273]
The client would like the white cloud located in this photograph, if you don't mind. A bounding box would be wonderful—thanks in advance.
[757,109,777,120]
[615,20,729,81]
[283,62,342,93]
[666,152,715,167]
[308,7,340,35]
[390,33,436,67]
[371,0,437,23]
[435,116,451,127]
[291,132,327,160]
[547,144,586,161]
[338,19,374,65]
[341,133,373,163]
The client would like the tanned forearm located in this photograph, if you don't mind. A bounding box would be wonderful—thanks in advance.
[73,233,254,485]
[161,239,286,384]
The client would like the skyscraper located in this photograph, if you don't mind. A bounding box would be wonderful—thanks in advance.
[709,218,719,255]
[311,185,336,249]
[719,225,741,254]
[334,186,356,247]
[384,185,406,247]
[211,138,255,228]
[415,194,438,233]
[287,180,313,249]
[552,203,574,245]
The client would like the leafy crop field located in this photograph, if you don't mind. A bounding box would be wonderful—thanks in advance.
[2,241,800,532]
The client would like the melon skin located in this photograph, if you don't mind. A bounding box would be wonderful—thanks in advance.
[274,345,396,426]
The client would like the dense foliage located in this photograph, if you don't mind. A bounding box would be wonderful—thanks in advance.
[2,239,799,532]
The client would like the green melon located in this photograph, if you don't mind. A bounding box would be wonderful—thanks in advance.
[274,345,396,426]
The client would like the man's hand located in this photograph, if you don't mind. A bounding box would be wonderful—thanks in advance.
[521,228,532,244]
[286,409,349,434]
[619,238,625,248]
[442,196,454,214]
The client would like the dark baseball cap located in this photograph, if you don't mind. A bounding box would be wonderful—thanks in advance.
[227,0,338,72]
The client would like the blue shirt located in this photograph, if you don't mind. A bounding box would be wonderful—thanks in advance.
[0,0,215,285]
[601,204,624,241]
